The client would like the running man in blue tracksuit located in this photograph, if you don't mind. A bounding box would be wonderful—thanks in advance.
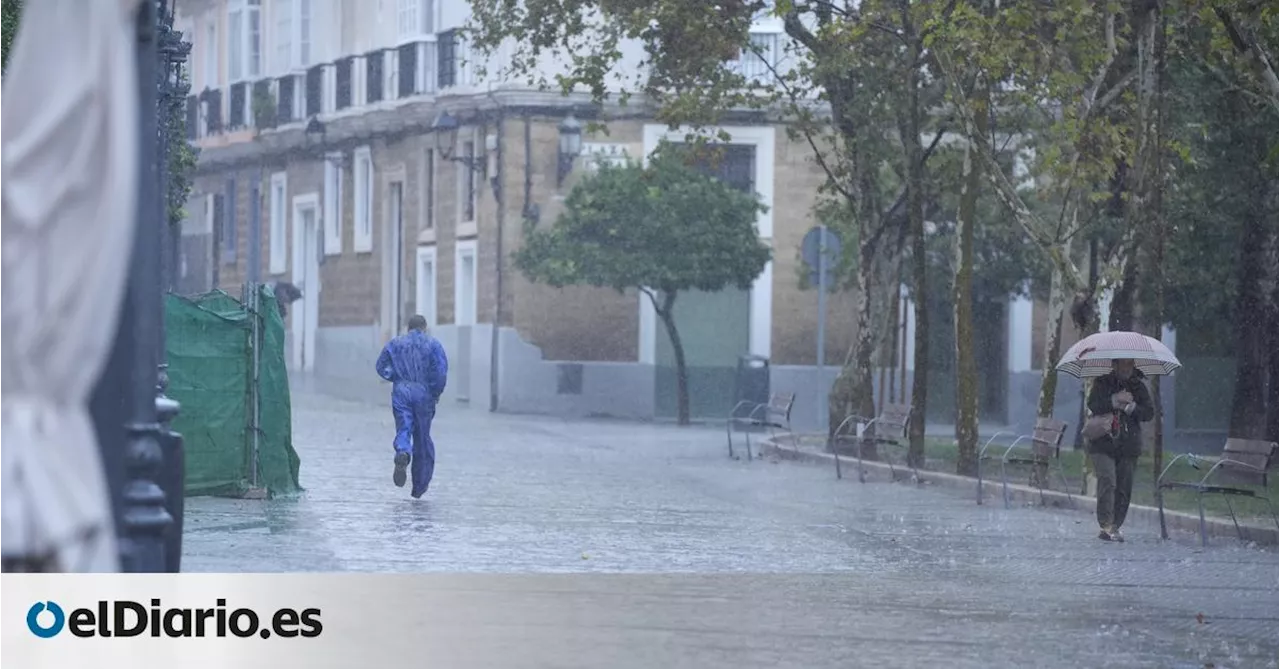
[375,315,448,498]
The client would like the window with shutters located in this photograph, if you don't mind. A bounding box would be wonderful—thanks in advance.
[229,82,247,127]
[305,64,323,117]
[276,75,296,123]
[366,51,384,103]
[437,29,456,88]
[398,42,417,97]
[335,57,353,109]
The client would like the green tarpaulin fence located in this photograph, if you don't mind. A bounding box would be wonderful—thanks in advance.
[165,285,302,498]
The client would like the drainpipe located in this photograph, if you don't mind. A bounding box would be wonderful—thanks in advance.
[488,101,506,412]
[523,114,533,218]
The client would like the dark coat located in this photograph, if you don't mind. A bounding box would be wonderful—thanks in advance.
[273,281,303,319]
[1086,369,1155,459]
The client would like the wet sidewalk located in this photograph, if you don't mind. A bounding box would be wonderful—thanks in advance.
[182,389,1278,667]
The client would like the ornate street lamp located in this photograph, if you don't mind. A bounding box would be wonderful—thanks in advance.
[304,116,348,169]
[557,113,583,186]
[430,111,488,172]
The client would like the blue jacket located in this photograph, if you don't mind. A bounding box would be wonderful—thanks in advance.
[376,330,449,402]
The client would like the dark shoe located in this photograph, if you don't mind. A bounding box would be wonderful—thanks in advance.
[1098,528,1113,541]
[393,452,410,487]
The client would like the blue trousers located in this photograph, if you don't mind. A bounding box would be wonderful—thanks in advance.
[391,383,437,498]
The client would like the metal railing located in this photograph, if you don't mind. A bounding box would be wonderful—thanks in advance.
[193,37,457,137]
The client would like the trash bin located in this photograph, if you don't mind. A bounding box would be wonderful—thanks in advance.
[734,354,771,416]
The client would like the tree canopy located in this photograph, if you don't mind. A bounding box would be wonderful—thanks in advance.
[515,145,771,298]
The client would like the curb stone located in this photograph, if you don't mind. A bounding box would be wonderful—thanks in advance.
[759,438,1279,547]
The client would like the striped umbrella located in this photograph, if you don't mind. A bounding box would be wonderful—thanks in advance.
[1055,331,1182,378]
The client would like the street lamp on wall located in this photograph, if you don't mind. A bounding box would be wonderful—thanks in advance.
[304,116,348,169]
[557,113,583,186]
[430,111,488,174]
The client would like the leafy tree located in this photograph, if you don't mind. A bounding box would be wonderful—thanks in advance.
[1164,46,1278,441]
[928,1,1137,424]
[1182,0,1280,445]
[165,72,200,228]
[469,0,950,460]
[513,146,771,426]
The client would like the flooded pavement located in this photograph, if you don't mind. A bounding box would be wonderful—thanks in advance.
[183,389,1278,667]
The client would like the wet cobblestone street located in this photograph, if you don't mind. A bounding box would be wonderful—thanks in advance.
[183,389,1278,667]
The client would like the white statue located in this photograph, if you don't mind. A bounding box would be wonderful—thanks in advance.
[1,0,148,572]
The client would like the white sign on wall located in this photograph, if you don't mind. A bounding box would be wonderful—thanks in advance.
[582,142,634,169]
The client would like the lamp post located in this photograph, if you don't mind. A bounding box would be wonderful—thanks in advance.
[557,113,583,186]
[429,109,585,413]
[429,111,489,172]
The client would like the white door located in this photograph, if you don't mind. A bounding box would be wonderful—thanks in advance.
[292,194,321,371]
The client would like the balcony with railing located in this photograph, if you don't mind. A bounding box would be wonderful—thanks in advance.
[192,36,456,142]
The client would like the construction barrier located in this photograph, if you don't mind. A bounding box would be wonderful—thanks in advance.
[165,284,302,497]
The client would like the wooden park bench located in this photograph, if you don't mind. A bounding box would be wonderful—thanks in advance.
[829,403,913,483]
[1157,438,1279,546]
[975,417,1073,509]
[726,392,798,461]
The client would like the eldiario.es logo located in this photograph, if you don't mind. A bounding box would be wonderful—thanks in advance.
[27,599,322,639]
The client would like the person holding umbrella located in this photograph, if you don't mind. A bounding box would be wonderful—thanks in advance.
[1085,358,1154,541]
[1057,331,1181,543]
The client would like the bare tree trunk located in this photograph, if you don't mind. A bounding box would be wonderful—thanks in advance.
[1267,211,1279,442]
[1267,308,1279,443]
[1037,250,1070,419]
[1107,240,1141,331]
[876,255,904,419]
[953,89,985,477]
[655,293,691,426]
[899,289,908,404]
[1071,238,1103,450]
[829,259,880,459]
[886,285,899,409]
[1027,241,1073,488]
[902,34,929,469]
